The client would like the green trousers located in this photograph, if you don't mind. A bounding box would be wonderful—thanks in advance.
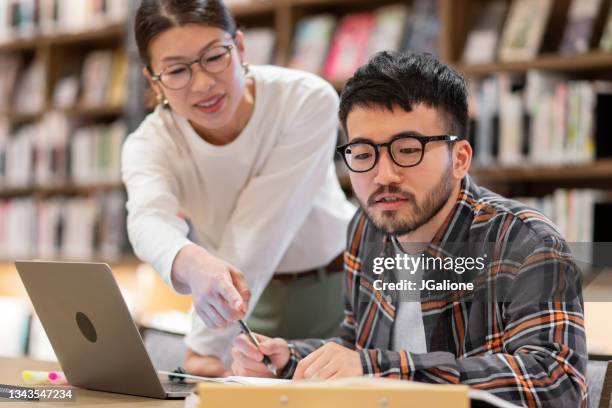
[246,269,345,340]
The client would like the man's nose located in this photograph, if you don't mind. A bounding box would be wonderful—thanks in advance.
[373,149,401,185]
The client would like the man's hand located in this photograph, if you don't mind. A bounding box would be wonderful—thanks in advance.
[172,244,251,328]
[231,333,290,377]
[293,343,363,380]
[184,348,231,377]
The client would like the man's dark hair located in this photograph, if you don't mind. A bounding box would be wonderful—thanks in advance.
[339,52,469,139]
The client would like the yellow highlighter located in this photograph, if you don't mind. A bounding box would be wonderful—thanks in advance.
[22,370,51,385]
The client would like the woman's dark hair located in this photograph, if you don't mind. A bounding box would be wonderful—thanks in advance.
[135,0,237,70]
[339,51,469,139]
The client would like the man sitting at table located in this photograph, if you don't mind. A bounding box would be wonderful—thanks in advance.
[231,52,587,408]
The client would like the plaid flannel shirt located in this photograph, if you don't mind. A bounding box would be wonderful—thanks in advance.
[282,175,587,408]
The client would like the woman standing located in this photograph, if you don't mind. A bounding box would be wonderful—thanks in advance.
[123,0,355,375]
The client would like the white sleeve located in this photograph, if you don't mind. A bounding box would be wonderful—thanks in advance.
[121,130,193,291]
[185,83,341,363]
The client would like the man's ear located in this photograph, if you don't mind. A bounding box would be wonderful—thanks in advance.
[452,140,472,179]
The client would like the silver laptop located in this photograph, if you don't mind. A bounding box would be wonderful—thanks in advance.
[15,260,195,399]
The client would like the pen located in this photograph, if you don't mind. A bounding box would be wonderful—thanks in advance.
[237,319,278,376]
[158,370,223,383]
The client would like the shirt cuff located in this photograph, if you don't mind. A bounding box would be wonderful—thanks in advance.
[359,349,412,379]
[159,237,193,292]
[184,314,240,368]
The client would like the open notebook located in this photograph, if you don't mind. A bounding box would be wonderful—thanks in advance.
[184,376,291,386]
[157,370,291,386]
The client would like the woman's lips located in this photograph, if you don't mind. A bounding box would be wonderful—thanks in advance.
[194,94,225,114]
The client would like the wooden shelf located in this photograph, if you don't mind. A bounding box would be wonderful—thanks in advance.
[0,110,44,122]
[335,161,612,188]
[1,105,123,121]
[230,0,278,17]
[457,51,612,76]
[46,22,126,46]
[228,0,381,16]
[59,105,124,117]
[0,36,38,52]
[288,0,372,7]
[0,22,126,53]
[470,160,612,183]
[0,182,123,198]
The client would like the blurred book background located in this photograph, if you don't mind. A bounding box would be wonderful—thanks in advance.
[0,0,611,362]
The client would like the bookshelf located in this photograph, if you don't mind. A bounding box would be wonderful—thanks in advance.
[0,1,130,267]
[0,182,123,199]
[228,0,612,259]
[445,0,612,204]
[234,0,451,74]
[458,51,612,76]
[230,1,611,166]
[1,0,609,267]
[471,160,612,184]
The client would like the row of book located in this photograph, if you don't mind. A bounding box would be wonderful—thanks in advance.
[0,56,44,113]
[0,191,127,262]
[243,0,439,81]
[463,0,612,65]
[469,72,612,165]
[0,0,127,41]
[0,116,126,188]
[55,49,128,109]
[517,189,597,244]
[0,48,127,114]
[516,189,612,267]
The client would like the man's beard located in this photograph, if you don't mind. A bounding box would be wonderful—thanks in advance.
[358,164,455,236]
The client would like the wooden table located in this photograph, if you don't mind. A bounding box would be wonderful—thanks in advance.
[0,357,184,407]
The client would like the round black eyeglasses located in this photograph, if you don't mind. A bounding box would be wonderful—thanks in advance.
[336,134,459,173]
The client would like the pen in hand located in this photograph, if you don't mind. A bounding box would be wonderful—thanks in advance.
[237,320,278,376]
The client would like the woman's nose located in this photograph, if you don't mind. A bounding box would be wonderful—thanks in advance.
[190,65,216,93]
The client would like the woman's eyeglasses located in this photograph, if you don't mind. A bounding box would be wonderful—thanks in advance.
[152,44,234,90]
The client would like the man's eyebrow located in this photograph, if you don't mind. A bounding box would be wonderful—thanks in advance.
[161,39,222,62]
[348,137,374,144]
[391,130,424,138]
[348,130,425,144]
